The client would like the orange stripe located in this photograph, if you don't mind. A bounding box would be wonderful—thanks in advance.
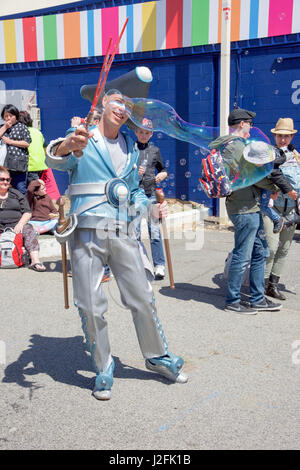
[63,12,81,59]
[218,0,222,43]
[231,0,241,42]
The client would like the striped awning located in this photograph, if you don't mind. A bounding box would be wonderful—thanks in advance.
[0,0,299,65]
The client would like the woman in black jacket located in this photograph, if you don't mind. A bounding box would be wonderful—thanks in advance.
[0,104,31,195]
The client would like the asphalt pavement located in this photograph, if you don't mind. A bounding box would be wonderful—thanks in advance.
[1,226,300,451]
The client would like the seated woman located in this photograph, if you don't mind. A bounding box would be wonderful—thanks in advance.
[0,166,46,271]
[26,179,58,234]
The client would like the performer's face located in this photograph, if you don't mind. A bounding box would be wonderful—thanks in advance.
[103,93,128,128]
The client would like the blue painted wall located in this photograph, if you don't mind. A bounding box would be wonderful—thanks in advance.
[1,40,300,214]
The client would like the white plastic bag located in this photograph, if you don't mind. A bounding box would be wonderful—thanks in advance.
[0,140,7,166]
[223,250,250,287]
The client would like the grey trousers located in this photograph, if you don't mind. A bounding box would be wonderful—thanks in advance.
[68,228,168,374]
[263,215,296,278]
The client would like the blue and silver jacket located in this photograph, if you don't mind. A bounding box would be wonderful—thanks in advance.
[46,128,150,228]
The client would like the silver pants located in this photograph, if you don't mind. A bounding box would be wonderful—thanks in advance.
[68,228,168,374]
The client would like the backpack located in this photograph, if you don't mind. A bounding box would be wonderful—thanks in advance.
[199,149,232,198]
[0,228,23,268]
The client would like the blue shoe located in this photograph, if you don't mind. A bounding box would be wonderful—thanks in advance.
[92,360,114,401]
[145,353,188,383]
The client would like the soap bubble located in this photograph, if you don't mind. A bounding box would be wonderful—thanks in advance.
[124,96,273,192]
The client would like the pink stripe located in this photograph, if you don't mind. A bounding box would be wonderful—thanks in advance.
[268,0,293,37]
[101,6,119,55]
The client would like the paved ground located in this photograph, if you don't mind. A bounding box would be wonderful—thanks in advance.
[1,226,300,450]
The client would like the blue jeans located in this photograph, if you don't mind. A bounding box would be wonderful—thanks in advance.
[260,189,280,222]
[136,196,165,267]
[226,212,268,305]
[10,171,27,195]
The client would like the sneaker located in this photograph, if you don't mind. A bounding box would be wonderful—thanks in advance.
[273,217,284,234]
[145,353,188,383]
[250,297,282,311]
[154,265,165,280]
[92,389,112,400]
[224,301,257,315]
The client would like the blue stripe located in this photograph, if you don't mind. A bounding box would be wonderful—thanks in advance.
[126,4,134,53]
[249,0,259,39]
[87,10,94,57]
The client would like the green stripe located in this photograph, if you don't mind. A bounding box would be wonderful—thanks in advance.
[43,15,57,60]
[192,0,210,46]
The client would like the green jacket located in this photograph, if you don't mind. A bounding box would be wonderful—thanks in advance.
[209,135,278,215]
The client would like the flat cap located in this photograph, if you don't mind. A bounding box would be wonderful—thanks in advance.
[228,108,256,126]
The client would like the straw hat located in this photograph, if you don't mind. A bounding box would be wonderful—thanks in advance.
[271,118,297,135]
[243,141,275,165]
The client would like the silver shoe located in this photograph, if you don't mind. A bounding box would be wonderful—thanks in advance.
[92,389,112,400]
[145,359,188,383]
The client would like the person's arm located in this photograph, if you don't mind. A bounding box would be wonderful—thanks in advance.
[46,127,93,171]
[1,122,31,148]
[269,169,296,196]
[1,137,29,148]
[14,212,32,234]
[154,148,168,184]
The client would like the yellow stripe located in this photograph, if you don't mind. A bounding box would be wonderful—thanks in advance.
[3,19,17,63]
[142,1,156,51]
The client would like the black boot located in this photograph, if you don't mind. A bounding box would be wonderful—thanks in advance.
[264,277,269,295]
[265,274,286,300]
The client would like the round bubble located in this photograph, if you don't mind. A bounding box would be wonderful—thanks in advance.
[124,96,273,192]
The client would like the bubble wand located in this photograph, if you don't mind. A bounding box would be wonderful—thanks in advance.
[83,17,129,128]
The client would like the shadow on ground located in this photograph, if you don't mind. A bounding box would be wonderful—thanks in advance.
[2,335,170,392]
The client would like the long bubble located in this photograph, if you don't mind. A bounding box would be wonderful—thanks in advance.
[124,96,273,191]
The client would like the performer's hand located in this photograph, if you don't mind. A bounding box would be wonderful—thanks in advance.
[55,127,93,157]
[152,200,168,219]
[288,189,298,200]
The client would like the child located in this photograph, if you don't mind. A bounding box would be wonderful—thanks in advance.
[243,141,298,233]
[135,119,168,280]
[26,179,58,234]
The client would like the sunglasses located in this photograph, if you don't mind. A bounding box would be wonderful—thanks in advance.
[244,120,253,127]
[0,177,11,182]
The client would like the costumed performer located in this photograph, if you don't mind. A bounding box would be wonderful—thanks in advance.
[46,88,188,401]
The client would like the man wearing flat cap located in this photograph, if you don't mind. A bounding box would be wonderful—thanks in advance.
[209,108,282,315]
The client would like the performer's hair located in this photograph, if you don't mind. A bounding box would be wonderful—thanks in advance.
[105,88,123,97]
